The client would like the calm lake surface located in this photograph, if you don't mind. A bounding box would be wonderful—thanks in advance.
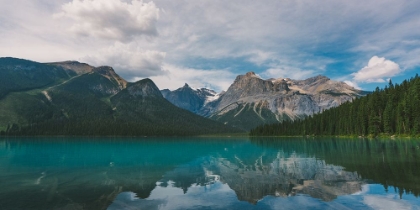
[1,137,420,210]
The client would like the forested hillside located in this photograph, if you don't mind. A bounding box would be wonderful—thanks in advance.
[0,57,71,98]
[250,74,420,137]
[0,58,241,136]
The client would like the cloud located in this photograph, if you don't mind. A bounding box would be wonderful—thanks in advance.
[350,11,420,69]
[344,80,361,90]
[84,42,167,79]
[2,0,420,91]
[245,51,276,66]
[261,67,317,80]
[352,56,401,83]
[56,0,159,41]
[145,65,236,92]
[154,0,342,67]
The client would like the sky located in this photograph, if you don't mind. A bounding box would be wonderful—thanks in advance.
[0,0,419,92]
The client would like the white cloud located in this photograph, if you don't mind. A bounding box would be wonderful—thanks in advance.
[352,56,401,83]
[244,50,276,66]
[344,80,362,90]
[56,0,159,41]
[84,42,167,79]
[1,0,420,91]
[350,13,420,69]
[261,67,317,80]
[145,65,236,92]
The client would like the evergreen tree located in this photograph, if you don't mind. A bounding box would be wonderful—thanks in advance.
[250,74,420,137]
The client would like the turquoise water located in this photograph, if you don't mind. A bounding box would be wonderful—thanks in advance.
[1,137,420,209]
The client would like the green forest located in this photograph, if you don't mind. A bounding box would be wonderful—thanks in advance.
[250,74,420,137]
[0,58,240,136]
[0,84,239,136]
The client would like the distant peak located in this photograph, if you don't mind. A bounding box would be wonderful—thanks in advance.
[93,66,117,76]
[245,71,256,77]
[128,78,163,98]
[314,75,329,80]
[132,78,162,90]
[93,66,127,89]
[134,78,154,84]
[94,66,115,72]
[304,75,330,83]
[93,66,116,76]
[183,83,190,88]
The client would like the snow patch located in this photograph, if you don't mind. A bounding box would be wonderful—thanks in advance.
[204,93,220,104]
[254,73,263,79]
[201,88,217,95]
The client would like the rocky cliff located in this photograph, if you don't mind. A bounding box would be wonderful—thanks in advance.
[163,72,368,131]
[127,79,163,98]
[214,72,366,118]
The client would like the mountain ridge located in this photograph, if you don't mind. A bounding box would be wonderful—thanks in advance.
[47,60,94,76]
[163,72,369,130]
[161,83,218,114]
[0,57,240,136]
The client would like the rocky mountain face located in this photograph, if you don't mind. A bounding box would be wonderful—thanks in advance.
[211,72,368,130]
[161,84,219,114]
[127,79,162,98]
[164,71,368,130]
[0,57,240,136]
[47,61,95,76]
[93,66,128,90]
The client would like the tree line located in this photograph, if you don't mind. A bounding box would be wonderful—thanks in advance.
[250,74,420,137]
[0,90,238,137]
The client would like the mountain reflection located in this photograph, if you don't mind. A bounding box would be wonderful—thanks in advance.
[1,137,419,209]
[251,137,420,198]
[127,152,364,206]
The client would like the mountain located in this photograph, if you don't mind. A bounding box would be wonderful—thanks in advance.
[47,60,95,76]
[210,72,368,130]
[0,57,71,99]
[0,57,240,136]
[250,74,420,137]
[161,83,219,114]
[163,72,368,131]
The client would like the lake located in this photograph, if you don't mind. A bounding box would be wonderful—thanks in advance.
[1,137,420,210]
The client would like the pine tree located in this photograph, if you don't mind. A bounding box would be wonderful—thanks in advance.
[250,74,420,137]
[383,100,393,134]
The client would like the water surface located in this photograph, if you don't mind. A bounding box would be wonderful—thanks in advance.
[1,137,420,209]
